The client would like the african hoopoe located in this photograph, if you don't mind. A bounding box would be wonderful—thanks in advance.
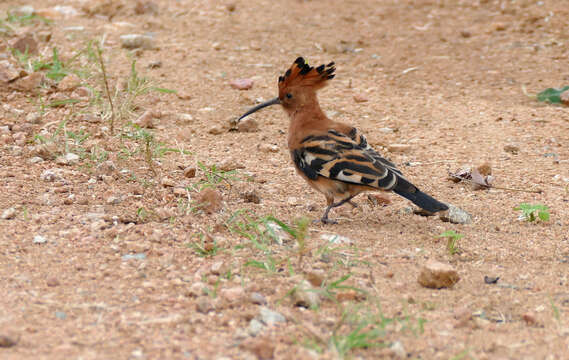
[238,57,448,224]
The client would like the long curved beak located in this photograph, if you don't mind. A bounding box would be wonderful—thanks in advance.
[238,97,281,122]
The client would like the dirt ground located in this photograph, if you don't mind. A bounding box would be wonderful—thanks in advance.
[1,0,569,359]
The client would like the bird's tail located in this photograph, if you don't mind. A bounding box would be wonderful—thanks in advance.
[393,178,448,213]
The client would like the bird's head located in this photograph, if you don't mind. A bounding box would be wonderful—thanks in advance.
[238,57,335,121]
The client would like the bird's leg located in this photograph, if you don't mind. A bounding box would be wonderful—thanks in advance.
[318,195,357,224]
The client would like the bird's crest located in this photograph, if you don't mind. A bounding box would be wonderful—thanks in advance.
[278,57,335,96]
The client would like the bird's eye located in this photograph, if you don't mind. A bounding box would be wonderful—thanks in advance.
[286,93,293,99]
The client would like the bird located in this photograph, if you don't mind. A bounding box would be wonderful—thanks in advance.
[237,57,448,224]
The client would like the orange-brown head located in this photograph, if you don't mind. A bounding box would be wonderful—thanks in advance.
[238,57,335,121]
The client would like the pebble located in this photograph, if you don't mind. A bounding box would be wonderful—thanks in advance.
[177,113,193,121]
[250,292,267,305]
[198,188,223,213]
[561,90,569,105]
[33,235,47,244]
[121,253,147,261]
[208,125,225,135]
[237,117,259,132]
[196,296,214,314]
[32,143,57,160]
[0,335,17,348]
[220,287,245,303]
[379,127,394,133]
[522,312,537,326]
[218,158,245,171]
[106,196,121,205]
[230,78,254,90]
[259,307,286,325]
[183,166,196,178]
[418,260,460,289]
[55,311,67,320]
[241,190,261,204]
[389,341,407,358]
[439,204,472,225]
[258,143,279,153]
[120,34,154,50]
[46,277,60,287]
[96,160,116,176]
[58,73,81,91]
[9,34,38,55]
[292,280,321,308]
[503,144,519,154]
[1,207,16,220]
[387,144,412,153]
[26,112,41,124]
[134,110,155,128]
[248,319,264,337]
[161,177,175,187]
[0,60,22,83]
[56,153,80,165]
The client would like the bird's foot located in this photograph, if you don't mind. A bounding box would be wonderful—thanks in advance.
[313,217,338,225]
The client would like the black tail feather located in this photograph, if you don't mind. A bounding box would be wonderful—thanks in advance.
[393,179,448,213]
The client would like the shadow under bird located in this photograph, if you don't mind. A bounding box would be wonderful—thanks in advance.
[238,57,448,224]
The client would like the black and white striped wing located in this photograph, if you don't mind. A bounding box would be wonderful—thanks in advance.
[292,129,403,190]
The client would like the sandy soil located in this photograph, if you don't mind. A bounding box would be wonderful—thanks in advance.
[1,0,568,359]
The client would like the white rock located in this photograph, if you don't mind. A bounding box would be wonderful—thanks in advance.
[1,207,17,220]
[33,235,47,244]
[120,34,154,50]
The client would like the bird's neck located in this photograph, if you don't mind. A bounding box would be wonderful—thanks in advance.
[286,99,333,148]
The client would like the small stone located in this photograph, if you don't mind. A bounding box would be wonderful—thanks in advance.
[439,203,472,225]
[33,235,47,244]
[243,339,275,360]
[176,92,192,100]
[134,110,155,128]
[173,187,187,197]
[292,280,321,309]
[134,1,158,15]
[503,144,519,154]
[493,22,507,31]
[460,30,472,38]
[55,311,66,320]
[9,34,38,55]
[258,143,279,153]
[379,127,394,133]
[161,177,175,187]
[241,190,261,204]
[418,261,460,289]
[120,34,154,50]
[237,117,259,132]
[121,253,146,261]
[387,144,412,153]
[177,113,193,121]
[148,60,162,69]
[46,277,60,287]
[58,73,81,91]
[196,296,214,314]
[230,78,254,90]
[198,188,223,213]
[1,207,16,220]
[26,112,41,124]
[208,125,225,135]
[210,260,224,274]
[0,335,17,348]
[218,158,245,171]
[11,72,44,92]
[522,312,537,326]
[250,292,267,305]
[220,287,245,303]
[259,307,286,325]
[96,160,116,176]
[183,166,196,178]
[37,31,52,42]
[0,60,21,83]
[40,169,61,182]
[226,3,236,12]
[561,90,569,105]
[353,93,369,103]
[248,319,264,337]
[106,196,121,205]
[389,341,407,358]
